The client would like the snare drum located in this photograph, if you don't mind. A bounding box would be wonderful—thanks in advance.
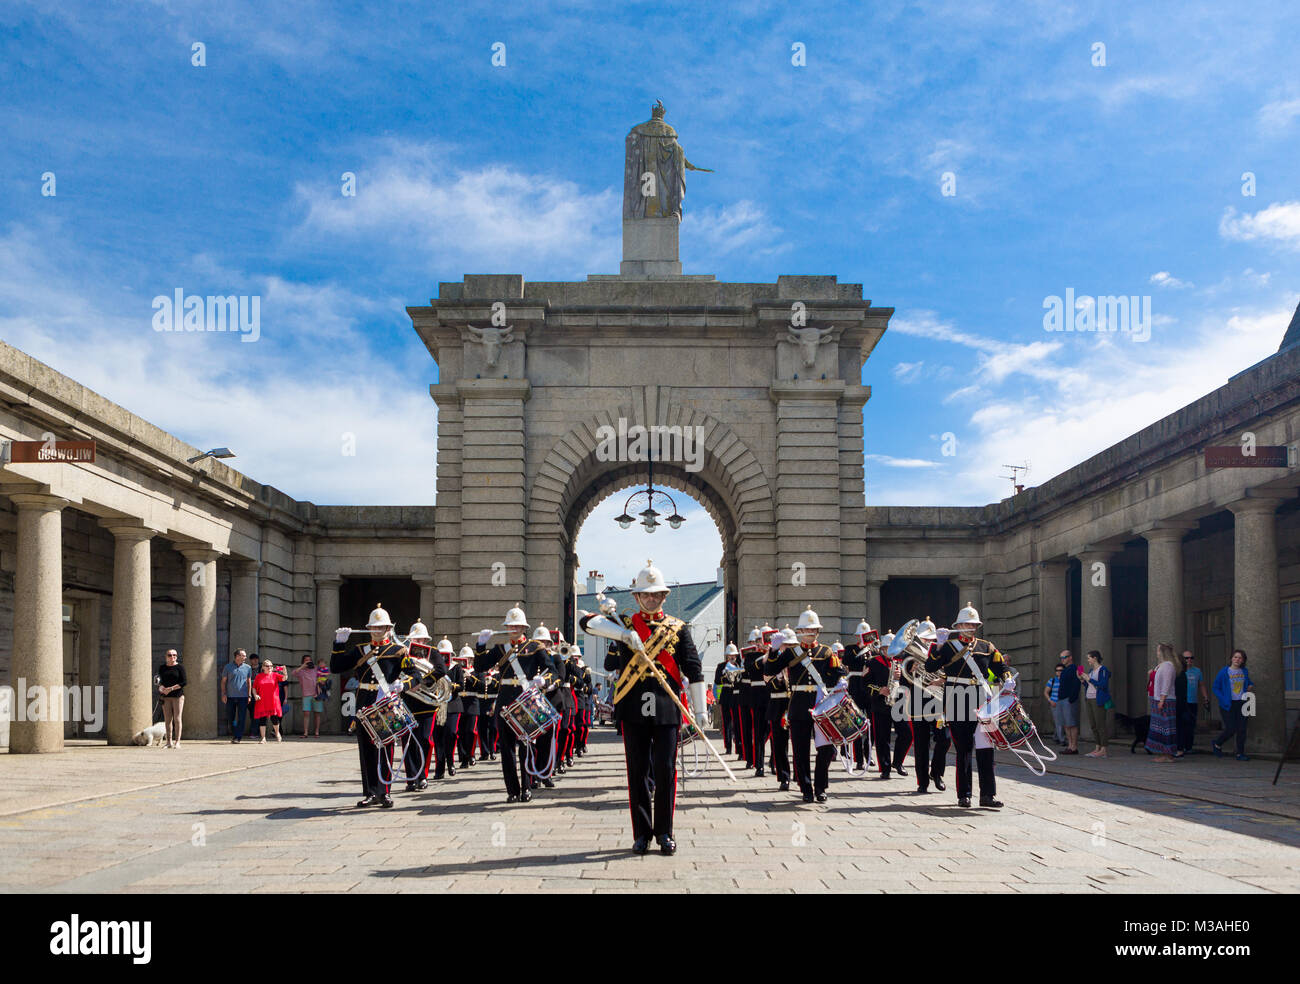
[811,689,869,747]
[976,692,1036,750]
[501,686,561,742]
[356,691,417,746]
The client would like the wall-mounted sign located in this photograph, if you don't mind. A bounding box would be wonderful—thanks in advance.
[3,440,97,464]
[1204,446,1288,468]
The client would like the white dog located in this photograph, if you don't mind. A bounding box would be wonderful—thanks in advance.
[131,722,167,747]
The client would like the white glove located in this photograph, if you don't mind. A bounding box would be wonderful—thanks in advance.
[689,681,708,724]
[532,675,546,689]
[599,595,617,616]
[622,628,645,652]
[476,629,493,646]
[935,627,951,646]
[390,681,405,695]
[334,627,352,645]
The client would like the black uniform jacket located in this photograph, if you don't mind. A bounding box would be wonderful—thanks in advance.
[329,638,444,714]
[475,638,560,722]
[581,610,703,726]
[760,643,842,722]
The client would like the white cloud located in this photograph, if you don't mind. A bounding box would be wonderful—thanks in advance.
[865,454,941,469]
[1219,202,1300,250]
[682,200,784,260]
[1259,97,1300,131]
[1149,271,1192,289]
[892,360,925,382]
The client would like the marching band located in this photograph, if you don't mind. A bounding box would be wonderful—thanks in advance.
[327,571,1048,852]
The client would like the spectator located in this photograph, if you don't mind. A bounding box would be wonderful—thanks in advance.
[157,649,187,749]
[1043,663,1065,744]
[293,656,322,738]
[1057,650,1081,754]
[220,649,253,743]
[246,653,259,737]
[1212,650,1255,761]
[1083,650,1112,758]
[313,662,332,737]
[1175,650,1210,757]
[252,659,287,743]
[1145,643,1178,762]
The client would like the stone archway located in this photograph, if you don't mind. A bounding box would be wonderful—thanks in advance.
[523,406,777,643]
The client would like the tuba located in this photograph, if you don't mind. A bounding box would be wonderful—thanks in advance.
[892,618,947,723]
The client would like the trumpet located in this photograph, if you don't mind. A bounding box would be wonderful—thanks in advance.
[557,641,575,658]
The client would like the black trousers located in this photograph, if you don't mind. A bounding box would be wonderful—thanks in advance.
[751,696,770,770]
[911,721,950,790]
[730,702,747,759]
[891,715,914,770]
[621,719,678,840]
[720,698,733,752]
[357,729,395,797]
[434,712,460,777]
[457,712,478,764]
[789,718,835,795]
[477,711,497,755]
[497,720,533,797]
[869,702,897,775]
[404,714,433,781]
[766,700,791,782]
[950,719,996,800]
[556,704,573,763]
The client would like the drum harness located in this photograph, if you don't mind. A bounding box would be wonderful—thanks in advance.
[502,643,559,781]
[357,650,426,787]
[790,646,870,778]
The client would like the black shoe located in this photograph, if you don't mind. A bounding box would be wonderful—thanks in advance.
[815,792,828,803]
[802,791,815,803]
[657,835,677,855]
[755,768,765,778]
[448,766,457,776]
[958,796,972,808]
[931,774,946,792]
[404,782,416,793]
[414,779,429,791]
[566,758,574,768]
[894,765,908,777]
[355,795,379,808]
[489,753,497,760]
[779,781,790,791]
[979,798,1004,809]
[520,790,532,803]
[632,837,650,855]
[913,787,931,795]
[378,796,394,809]
[542,778,555,788]
[879,771,891,780]
[432,772,444,781]
[555,764,566,774]
[506,793,519,803]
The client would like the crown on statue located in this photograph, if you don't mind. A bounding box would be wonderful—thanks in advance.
[651,99,665,120]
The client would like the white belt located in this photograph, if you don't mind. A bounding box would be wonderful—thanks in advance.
[748,680,765,687]
[501,678,525,686]
[791,685,818,692]
[562,683,572,689]
[847,671,865,677]
[769,692,789,700]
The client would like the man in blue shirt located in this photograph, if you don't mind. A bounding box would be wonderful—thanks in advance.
[1043,663,1065,744]
[220,649,254,742]
[1057,650,1082,754]
[1175,650,1209,755]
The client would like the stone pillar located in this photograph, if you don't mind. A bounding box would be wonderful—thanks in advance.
[228,560,259,658]
[955,577,983,621]
[8,493,69,753]
[1076,549,1113,734]
[414,576,437,628]
[180,547,220,738]
[315,575,343,733]
[865,579,884,634]
[1143,527,1190,652]
[103,523,155,746]
[1229,497,1286,756]
[1038,560,1070,729]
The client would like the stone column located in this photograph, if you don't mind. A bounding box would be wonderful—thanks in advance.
[103,523,155,746]
[179,547,220,738]
[8,493,69,753]
[1076,549,1113,737]
[228,560,259,658]
[1038,560,1070,730]
[865,579,884,634]
[955,577,983,621]
[1143,527,1190,652]
[315,575,344,734]
[1229,497,1286,756]
[414,576,437,629]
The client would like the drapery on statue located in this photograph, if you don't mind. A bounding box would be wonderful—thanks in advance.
[623,100,713,221]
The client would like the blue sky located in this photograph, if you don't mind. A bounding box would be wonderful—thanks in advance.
[2,1,1298,587]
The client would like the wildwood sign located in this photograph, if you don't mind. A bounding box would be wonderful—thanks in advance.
[3,440,97,464]
[1204,446,1289,469]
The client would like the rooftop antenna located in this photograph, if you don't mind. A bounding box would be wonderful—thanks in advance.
[1001,461,1029,495]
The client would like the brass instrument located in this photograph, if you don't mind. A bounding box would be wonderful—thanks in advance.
[892,618,948,725]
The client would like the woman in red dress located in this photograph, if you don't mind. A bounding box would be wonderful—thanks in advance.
[252,658,287,743]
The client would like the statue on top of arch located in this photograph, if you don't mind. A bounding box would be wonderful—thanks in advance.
[623,101,713,221]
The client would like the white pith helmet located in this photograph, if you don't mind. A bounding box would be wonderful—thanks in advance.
[954,601,982,627]
[747,626,762,643]
[366,603,394,629]
[917,618,938,643]
[759,622,776,641]
[724,642,739,656]
[880,631,895,651]
[569,644,582,658]
[437,637,455,655]
[831,641,844,653]
[532,624,553,642]
[796,606,822,631]
[407,619,431,642]
[457,645,473,661]
[631,559,670,594]
[503,603,529,628]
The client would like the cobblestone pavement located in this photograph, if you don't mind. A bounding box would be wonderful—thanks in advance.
[1,728,1298,893]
